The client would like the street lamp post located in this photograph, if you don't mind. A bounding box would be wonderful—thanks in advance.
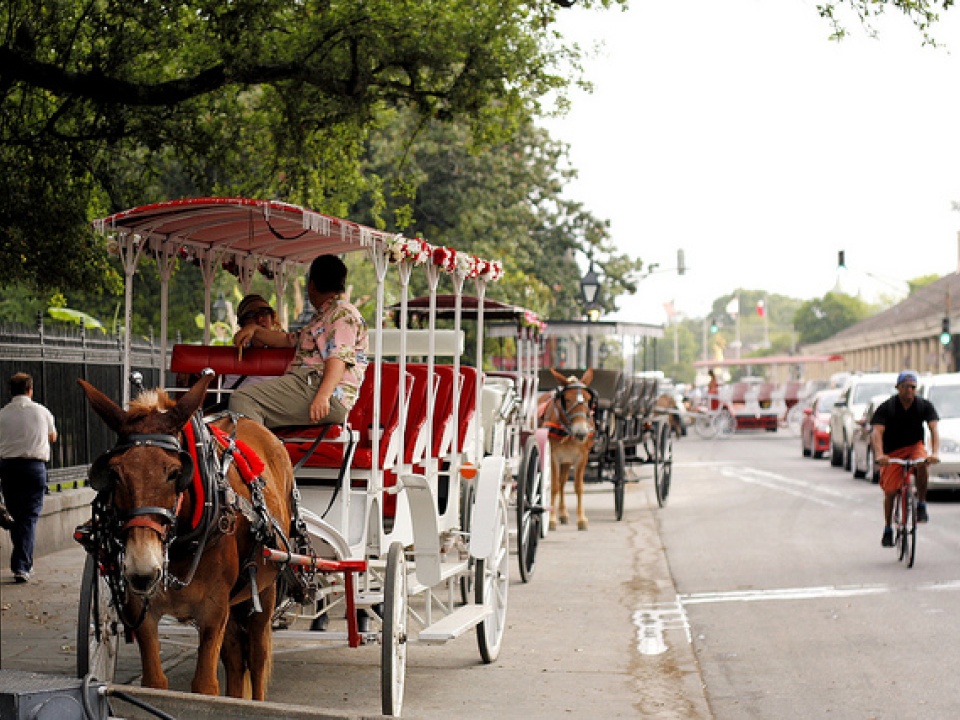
[579,262,601,368]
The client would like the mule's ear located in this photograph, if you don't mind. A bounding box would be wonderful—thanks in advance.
[581,368,594,386]
[77,379,126,434]
[165,370,215,430]
[549,368,567,385]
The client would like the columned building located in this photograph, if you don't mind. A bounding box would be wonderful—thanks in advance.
[801,272,960,381]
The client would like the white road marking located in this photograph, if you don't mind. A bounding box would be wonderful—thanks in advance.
[719,466,848,507]
[632,598,691,655]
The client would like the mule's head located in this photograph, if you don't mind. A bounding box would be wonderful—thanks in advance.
[548,368,597,442]
[78,374,213,597]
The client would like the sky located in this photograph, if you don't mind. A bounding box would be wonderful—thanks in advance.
[545,0,960,325]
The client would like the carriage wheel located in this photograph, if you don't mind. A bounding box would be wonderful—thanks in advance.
[476,494,509,663]
[613,439,626,522]
[459,480,477,604]
[654,421,674,508]
[381,541,408,717]
[516,439,543,583]
[77,552,121,681]
[539,440,552,540]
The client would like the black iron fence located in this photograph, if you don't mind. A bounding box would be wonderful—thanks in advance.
[0,322,167,489]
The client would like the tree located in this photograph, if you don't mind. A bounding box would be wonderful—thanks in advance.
[1,0,627,294]
[354,111,641,320]
[818,1,953,43]
[794,291,872,345]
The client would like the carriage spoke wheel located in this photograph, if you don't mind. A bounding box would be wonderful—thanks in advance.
[77,552,121,682]
[654,421,673,508]
[381,542,408,717]
[459,480,477,604]
[476,495,509,663]
[517,439,543,583]
[539,441,552,540]
[613,439,627,521]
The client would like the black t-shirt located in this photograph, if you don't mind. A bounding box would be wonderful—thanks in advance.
[871,395,939,454]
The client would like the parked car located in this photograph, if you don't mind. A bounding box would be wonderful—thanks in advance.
[849,394,888,483]
[801,389,842,459]
[919,373,960,490]
[829,373,899,470]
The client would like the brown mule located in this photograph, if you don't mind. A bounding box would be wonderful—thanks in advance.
[539,369,597,531]
[78,374,296,699]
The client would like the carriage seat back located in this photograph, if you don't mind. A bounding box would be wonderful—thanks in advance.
[170,344,295,377]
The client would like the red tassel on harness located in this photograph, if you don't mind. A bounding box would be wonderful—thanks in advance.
[208,425,266,484]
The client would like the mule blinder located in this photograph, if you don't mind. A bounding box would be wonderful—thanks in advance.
[88,434,194,494]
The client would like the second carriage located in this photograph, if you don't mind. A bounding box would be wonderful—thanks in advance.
[539,320,673,518]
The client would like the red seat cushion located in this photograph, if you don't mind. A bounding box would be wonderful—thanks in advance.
[170,344,294,377]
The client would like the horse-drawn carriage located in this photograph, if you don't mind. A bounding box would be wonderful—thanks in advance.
[536,319,672,528]
[76,197,515,716]
[393,294,550,583]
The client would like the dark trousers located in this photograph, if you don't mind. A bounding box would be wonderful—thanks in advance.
[0,459,47,575]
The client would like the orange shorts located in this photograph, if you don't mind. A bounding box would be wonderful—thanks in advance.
[879,442,927,495]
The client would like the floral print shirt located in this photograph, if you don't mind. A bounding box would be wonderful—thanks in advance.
[288,294,368,410]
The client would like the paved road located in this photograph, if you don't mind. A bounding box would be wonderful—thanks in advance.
[668,429,960,719]
[0,440,709,719]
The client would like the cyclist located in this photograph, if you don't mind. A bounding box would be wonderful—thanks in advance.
[871,370,940,548]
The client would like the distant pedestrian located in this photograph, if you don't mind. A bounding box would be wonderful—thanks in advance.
[0,373,57,583]
[707,369,720,411]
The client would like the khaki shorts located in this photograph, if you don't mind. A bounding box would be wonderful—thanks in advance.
[229,366,348,428]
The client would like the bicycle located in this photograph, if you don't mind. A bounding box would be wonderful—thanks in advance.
[692,396,734,440]
[881,457,928,568]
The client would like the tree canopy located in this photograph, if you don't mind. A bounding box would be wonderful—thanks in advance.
[0,0,624,294]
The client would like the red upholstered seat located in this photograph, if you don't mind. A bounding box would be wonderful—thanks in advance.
[275,363,410,471]
[455,366,480,452]
[170,344,294,377]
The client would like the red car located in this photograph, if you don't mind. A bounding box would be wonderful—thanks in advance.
[801,389,843,459]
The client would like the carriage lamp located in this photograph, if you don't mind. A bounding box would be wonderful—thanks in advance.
[579,262,601,310]
[212,292,229,323]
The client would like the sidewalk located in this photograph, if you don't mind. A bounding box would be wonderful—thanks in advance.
[0,541,87,677]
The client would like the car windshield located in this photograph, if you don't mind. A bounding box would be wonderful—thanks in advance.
[852,382,893,404]
[927,385,960,418]
[817,391,842,412]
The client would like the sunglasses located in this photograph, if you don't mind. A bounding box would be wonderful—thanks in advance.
[239,307,274,325]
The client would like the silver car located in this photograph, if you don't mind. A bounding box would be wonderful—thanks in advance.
[920,374,960,491]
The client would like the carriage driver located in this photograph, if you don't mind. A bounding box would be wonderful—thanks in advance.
[228,254,369,428]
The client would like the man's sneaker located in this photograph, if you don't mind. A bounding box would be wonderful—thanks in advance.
[917,503,929,523]
[881,527,894,547]
[13,572,30,584]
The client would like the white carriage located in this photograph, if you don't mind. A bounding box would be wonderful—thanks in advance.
[394,294,551,582]
[78,198,512,716]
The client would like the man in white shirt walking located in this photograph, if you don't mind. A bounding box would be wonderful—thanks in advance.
[0,373,57,583]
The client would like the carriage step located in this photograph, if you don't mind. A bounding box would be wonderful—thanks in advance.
[418,603,490,644]
[406,558,470,595]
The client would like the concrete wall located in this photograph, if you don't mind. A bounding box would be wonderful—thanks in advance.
[0,488,95,562]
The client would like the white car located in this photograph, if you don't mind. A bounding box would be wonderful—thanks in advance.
[828,372,900,471]
[919,373,960,490]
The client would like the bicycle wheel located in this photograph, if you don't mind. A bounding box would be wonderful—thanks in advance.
[694,412,718,439]
[906,485,917,568]
[892,490,904,562]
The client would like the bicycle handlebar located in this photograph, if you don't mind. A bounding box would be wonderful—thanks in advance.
[879,457,930,466]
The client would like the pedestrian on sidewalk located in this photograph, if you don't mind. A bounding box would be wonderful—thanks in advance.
[0,372,57,583]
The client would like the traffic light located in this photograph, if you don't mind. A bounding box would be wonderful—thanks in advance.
[838,250,846,269]
[709,317,719,334]
[677,249,686,276]
[941,317,951,346]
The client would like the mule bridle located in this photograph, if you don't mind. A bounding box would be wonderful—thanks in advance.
[545,382,598,439]
[111,434,190,538]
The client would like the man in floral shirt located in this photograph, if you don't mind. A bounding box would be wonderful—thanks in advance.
[229,254,368,428]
